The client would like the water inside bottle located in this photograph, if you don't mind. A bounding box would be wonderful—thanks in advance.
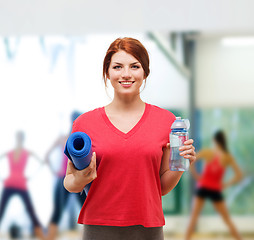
[170,147,190,171]
[169,133,190,171]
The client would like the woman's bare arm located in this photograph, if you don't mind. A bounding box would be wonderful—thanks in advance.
[223,154,243,189]
[160,144,183,196]
[160,139,196,196]
[64,153,97,193]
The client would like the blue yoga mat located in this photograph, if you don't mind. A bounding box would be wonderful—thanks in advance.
[64,131,93,195]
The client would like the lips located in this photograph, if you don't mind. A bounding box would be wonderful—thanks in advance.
[119,81,135,86]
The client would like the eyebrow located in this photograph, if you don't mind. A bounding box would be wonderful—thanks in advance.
[113,62,140,65]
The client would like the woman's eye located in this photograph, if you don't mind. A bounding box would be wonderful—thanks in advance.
[132,65,140,69]
[113,66,121,69]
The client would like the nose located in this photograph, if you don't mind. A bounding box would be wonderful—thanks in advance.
[121,67,131,79]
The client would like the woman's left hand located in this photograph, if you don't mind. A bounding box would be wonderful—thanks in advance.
[179,139,196,165]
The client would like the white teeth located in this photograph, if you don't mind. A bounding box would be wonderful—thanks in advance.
[120,81,133,85]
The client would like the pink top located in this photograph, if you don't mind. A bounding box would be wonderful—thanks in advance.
[198,154,226,191]
[57,149,68,177]
[4,149,29,190]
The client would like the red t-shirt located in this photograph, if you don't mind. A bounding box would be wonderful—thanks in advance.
[71,103,175,227]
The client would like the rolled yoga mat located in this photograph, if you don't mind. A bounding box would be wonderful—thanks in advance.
[64,131,93,195]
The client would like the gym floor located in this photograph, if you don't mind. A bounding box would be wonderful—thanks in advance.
[1,231,253,240]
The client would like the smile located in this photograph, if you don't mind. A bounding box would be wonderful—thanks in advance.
[119,81,135,86]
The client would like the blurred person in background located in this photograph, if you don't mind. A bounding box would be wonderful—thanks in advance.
[63,37,196,240]
[0,131,45,240]
[185,130,243,240]
[45,111,86,240]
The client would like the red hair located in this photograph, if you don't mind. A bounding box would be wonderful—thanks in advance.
[103,37,150,86]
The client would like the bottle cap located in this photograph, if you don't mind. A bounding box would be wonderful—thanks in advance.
[171,117,189,129]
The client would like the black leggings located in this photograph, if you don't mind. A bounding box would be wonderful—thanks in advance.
[0,187,41,227]
[50,177,86,224]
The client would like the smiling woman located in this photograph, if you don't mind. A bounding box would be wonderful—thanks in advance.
[103,37,150,88]
[63,37,196,240]
[107,50,145,97]
[111,57,141,88]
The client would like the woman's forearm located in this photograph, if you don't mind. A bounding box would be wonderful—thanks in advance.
[64,174,86,193]
[223,172,243,188]
[160,170,183,196]
[64,156,97,193]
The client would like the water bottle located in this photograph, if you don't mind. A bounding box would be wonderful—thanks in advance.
[169,117,190,171]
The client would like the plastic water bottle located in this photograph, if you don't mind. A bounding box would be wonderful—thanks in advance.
[169,117,190,171]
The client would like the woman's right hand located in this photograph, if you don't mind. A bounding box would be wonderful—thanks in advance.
[73,152,97,185]
[64,152,97,193]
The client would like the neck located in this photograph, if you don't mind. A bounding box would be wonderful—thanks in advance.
[110,93,144,112]
[15,144,23,151]
[215,145,225,155]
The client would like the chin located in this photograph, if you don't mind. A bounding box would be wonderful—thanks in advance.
[117,89,140,96]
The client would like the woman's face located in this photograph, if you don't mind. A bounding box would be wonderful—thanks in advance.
[107,50,145,97]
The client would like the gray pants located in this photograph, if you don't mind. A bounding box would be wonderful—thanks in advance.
[83,225,164,240]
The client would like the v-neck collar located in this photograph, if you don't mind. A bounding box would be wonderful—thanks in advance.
[100,103,151,139]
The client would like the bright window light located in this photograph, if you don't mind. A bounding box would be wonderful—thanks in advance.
[221,37,254,46]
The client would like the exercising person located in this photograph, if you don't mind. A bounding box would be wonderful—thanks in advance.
[45,111,86,240]
[185,130,243,240]
[0,131,45,240]
[64,37,196,240]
